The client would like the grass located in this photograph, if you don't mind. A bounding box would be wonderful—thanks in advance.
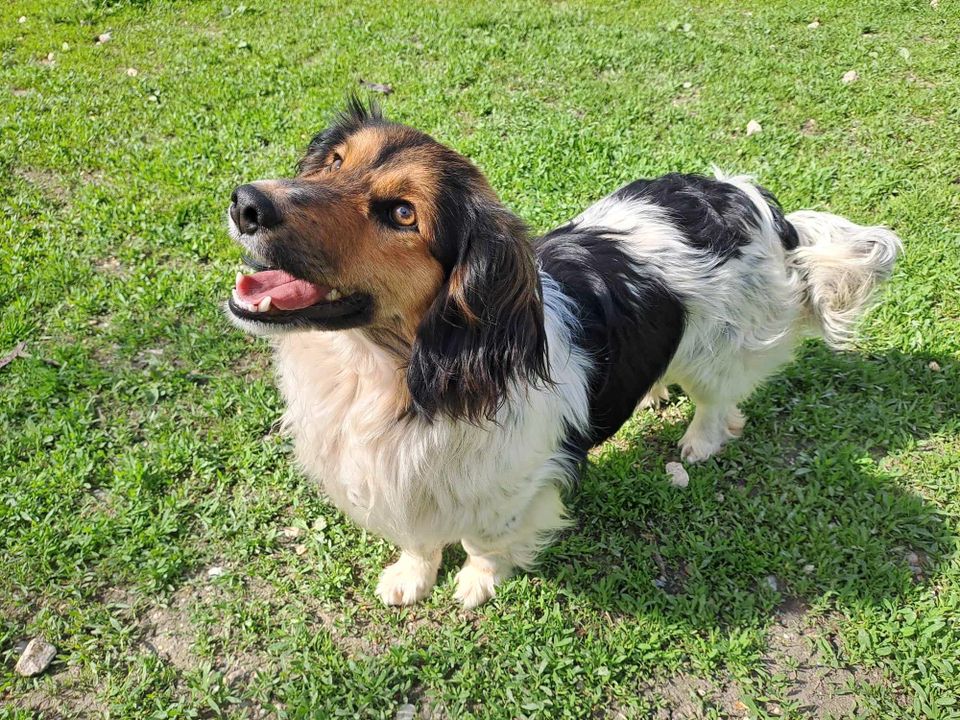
[1,0,959,717]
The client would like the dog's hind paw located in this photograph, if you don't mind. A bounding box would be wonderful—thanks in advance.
[639,383,670,410]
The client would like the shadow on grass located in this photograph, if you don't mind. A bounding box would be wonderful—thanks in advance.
[543,344,957,627]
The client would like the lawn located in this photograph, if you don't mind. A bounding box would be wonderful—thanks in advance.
[2,0,959,717]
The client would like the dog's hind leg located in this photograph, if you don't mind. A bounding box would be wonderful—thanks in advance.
[639,381,670,410]
[454,484,569,609]
[675,338,796,462]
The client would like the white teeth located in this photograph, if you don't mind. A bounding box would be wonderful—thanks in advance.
[259,296,272,312]
[326,289,342,301]
[246,302,258,312]
[236,272,243,286]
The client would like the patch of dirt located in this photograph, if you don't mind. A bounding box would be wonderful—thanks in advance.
[761,598,882,717]
[671,86,701,109]
[94,256,125,277]
[139,585,202,672]
[641,600,885,718]
[15,675,109,718]
[16,168,70,203]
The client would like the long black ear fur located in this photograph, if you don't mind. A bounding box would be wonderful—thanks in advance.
[406,191,549,423]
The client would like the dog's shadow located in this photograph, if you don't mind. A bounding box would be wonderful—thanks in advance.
[540,344,956,627]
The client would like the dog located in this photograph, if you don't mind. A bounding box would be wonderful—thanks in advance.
[226,99,900,608]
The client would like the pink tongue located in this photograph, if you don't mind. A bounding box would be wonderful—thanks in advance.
[236,270,328,311]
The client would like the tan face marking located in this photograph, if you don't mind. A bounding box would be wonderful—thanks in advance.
[253,125,459,340]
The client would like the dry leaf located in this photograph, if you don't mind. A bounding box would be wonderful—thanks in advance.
[0,341,29,370]
[359,78,393,95]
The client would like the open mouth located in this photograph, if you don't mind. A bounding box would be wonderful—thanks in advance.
[228,258,371,327]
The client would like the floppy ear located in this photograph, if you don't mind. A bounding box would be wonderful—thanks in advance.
[406,194,549,422]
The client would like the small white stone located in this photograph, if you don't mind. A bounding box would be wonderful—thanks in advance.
[18,16,27,24]
[395,704,416,720]
[765,575,779,591]
[96,32,111,44]
[928,360,941,372]
[293,544,307,556]
[665,462,689,488]
[281,526,305,539]
[15,638,57,677]
[206,565,225,578]
[682,81,692,89]
[147,94,158,102]
[931,0,939,8]
[803,564,815,574]
[126,67,138,77]
[899,47,911,61]
[807,19,820,29]
[746,119,762,136]
[842,70,859,84]
[62,42,70,51]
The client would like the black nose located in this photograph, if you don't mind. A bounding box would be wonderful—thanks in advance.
[230,184,280,235]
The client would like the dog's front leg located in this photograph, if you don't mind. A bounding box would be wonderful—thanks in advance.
[454,484,569,609]
[375,547,443,606]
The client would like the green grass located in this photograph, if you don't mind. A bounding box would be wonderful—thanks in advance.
[2,0,959,717]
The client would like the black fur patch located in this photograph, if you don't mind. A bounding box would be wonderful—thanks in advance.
[407,160,549,424]
[615,173,798,258]
[534,225,685,454]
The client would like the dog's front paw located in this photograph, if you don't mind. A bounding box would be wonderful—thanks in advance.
[453,563,500,609]
[376,553,438,606]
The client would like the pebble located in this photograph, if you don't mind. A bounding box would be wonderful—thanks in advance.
[665,462,689,488]
[294,544,307,556]
[682,81,692,89]
[15,638,56,677]
[807,19,820,28]
[765,575,779,591]
[841,70,859,84]
[96,32,111,45]
[746,119,762,136]
[206,565,225,578]
[395,704,416,720]
[126,67,138,77]
[929,360,941,372]
[19,16,27,24]
[803,564,815,574]
[281,526,305,539]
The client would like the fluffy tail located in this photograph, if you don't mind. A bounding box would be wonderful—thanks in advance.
[786,210,902,348]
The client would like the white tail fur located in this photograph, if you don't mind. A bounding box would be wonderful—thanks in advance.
[786,210,902,348]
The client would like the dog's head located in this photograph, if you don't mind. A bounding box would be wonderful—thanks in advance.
[226,98,548,421]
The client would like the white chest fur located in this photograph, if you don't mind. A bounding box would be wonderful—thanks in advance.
[273,283,590,550]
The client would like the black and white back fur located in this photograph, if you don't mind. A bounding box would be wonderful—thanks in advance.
[227,113,900,608]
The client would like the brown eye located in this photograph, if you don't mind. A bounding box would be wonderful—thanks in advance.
[391,203,417,227]
[329,153,342,171]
